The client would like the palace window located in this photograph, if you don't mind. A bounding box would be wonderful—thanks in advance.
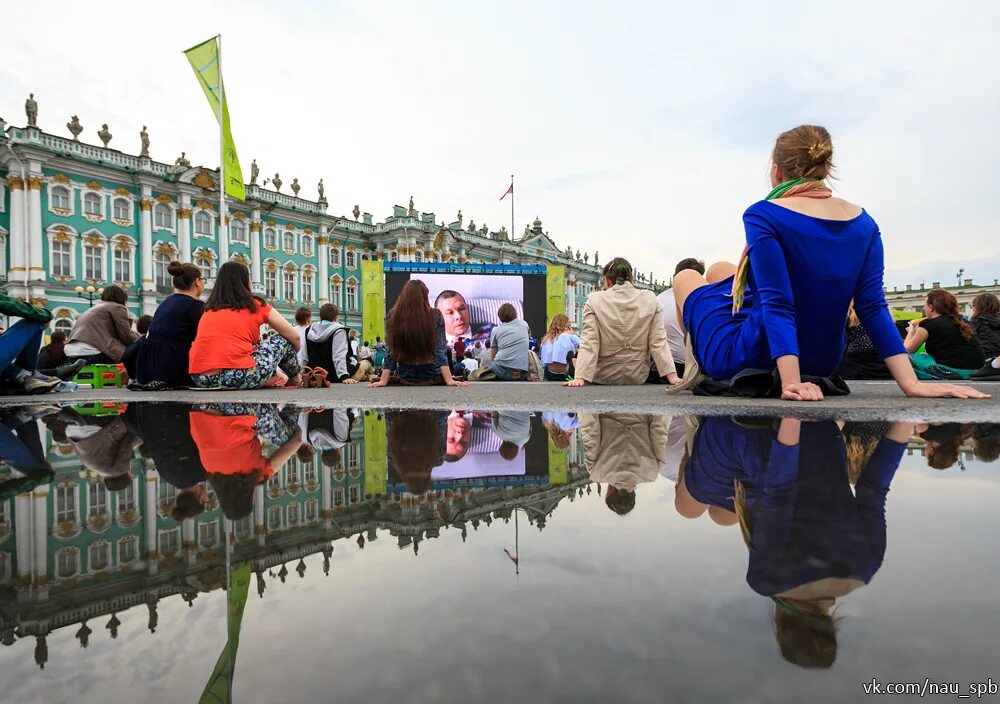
[117,482,136,516]
[199,521,219,549]
[55,485,76,523]
[230,219,247,243]
[302,270,314,303]
[234,517,253,542]
[413,251,423,263]
[345,251,356,269]
[196,252,216,280]
[154,203,173,229]
[330,248,341,267]
[89,483,108,518]
[56,548,79,579]
[304,462,317,485]
[83,192,102,217]
[158,530,180,557]
[349,485,360,505]
[53,316,73,336]
[51,185,71,211]
[305,499,318,522]
[389,250,398,262]
[346,282,357,310]
[195,211,213,236]
[118,536,138,564]
[158,480,177,509]
[302,235,314,257]
[154,252,172,288]
[334,487,344,507]
[113,248,132,284]
[283,231,295,252]
[83,242,104,280]
[51,239,71,277]
[264,228,277,249]
[268,505,282,531]
[331,279,342,305]
[283,269,296,300]
[287,503,301,526]
[264,268,277,299]
[113,198,130,221]
[89,542,110,571]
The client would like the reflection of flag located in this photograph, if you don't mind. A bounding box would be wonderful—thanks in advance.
[184,36,246,201]
[199,561,252,703]
[499,182,513,201]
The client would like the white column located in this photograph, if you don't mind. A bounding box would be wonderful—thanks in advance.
[27,175,44,281]
[140,186,155,293]
[32,487,48,592]
[183,518,197,565]
[254,484,266,547]
[318,225,330,303]
[177,193,192,262]
[250,208,263,293]
[7,176,25,288]
[217,196,230,264]
[15,493,31,582]
[321,463,332,529]
[145,467,159,576]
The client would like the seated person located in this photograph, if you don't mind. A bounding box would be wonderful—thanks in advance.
[460,350,479,375]
[189,262,303,389]
[0,295,62,394]
[838,304,893,380]
[580,412,667,515]
[904,289,984,371]
[37,330,68,371]
[655,258,705,380]
[134,261,205,388]
[970,293,1000,380]
[369,280,466,387]
[489,303,531,381]
[539,313,580,381]
[566,258,677,387]
[305,303,373,384]
[65,285,139,365]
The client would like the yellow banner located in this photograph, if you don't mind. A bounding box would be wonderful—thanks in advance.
[184,36,245,201]
[364,412,387,496]
[361,259,385,345]
[546,265,566,325]
[547,434,568,485]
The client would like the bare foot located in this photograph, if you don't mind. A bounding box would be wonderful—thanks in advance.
[264,372,288,388]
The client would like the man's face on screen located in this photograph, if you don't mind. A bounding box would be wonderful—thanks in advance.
[437,295,470,337]
[446,414,472,460]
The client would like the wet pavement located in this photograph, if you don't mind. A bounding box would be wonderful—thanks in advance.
[0,401,998,703]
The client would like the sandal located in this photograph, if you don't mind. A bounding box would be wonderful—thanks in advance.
[311,368,330,388]
[264,371,288,388]
[300,367,315,388]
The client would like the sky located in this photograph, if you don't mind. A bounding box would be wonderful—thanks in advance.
[2,0,998,287]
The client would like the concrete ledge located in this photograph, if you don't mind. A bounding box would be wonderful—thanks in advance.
[0,381,996,422]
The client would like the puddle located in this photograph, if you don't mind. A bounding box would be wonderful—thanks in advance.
[0,403,998,703]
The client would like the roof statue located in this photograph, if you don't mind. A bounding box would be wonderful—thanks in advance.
[249,159,259,186]
[25,93,38,127]
[139,125,150,157]
[67,115,82,141]
[97,123,112,148]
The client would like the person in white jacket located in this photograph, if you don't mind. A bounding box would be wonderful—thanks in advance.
[304,304,374,383]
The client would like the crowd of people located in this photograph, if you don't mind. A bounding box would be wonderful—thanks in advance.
[0,124,995,400]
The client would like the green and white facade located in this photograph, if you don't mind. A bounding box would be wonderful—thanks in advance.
[0,114,614,334]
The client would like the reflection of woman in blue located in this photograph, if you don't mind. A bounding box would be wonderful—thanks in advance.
[686,416,908,668]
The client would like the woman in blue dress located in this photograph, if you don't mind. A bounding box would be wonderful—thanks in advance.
[134,261,205,388]
[673,124,988,402]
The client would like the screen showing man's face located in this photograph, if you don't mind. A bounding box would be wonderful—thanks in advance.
[446,414,472,460]
[437,294,470,338]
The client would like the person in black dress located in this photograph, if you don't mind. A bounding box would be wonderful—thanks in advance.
[134,261,205,388]
[904,289,984,370]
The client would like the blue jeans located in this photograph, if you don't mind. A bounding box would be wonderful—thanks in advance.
[492,362,527,381]
[0,319,43,381]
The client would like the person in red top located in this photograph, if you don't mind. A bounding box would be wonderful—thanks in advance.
[189,262,304,389]
[190,403,302,520]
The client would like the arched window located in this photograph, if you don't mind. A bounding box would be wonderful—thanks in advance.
[154,252,172,288]
[264,228,277,249]
[346,281,357,310]
[264,265,277,299]
[287,503,301,526]
[330,248,341,267]
[302,269,314,303]
[331,278,342,305]
[51,238,72,277]
[389,250,398,262]
[56,548,79,579]
[83,240,105,280]
[83,192,102,217]
[51,185,71,210]
[118,536,138,564]
[195,252,216,280]
[302,235,314,257]
[283,231,295,252]
[113,247,132,284]
[89,542,110,572]
[53,317,73,336]
[112,198,130,221]
[230,219,247,243]
[283,268,296,300]
[345,251,356,269]
[154,203,173,229]
[195,211,213,236]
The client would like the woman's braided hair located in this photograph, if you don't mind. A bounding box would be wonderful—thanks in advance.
[602,257,633,286]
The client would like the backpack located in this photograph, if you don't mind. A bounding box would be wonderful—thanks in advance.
[306,324,359,379]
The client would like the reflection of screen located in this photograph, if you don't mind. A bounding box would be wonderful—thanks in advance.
[385,270,547,339]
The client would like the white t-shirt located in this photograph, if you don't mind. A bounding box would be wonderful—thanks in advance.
[294,325,310,365]
[65,340,102,357]
[460,357,479,373]
[656,288,685,365]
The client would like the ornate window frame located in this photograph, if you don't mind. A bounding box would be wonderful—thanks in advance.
[301,234,314,257]
[282,261,298,303]
[282,226,297,255]
[88,540,111,573]
[48,178,74,216]
[330,275,343,307]
[193,246,218,280]
[345,249,357,270]
[301,265,315,304]
[330,246,341,267]
[153,241,179,288]
[264,225,278,251]
[263,258,279,300]
[118,535,139,565]
[153,200,175,232]
[193,207,215,239]
[46,224,77,281]
[346,276,358,311]
[55,546,80,580]
[80,228,108,283]
[229,212,248,244]
[81,186,105,222]
[158,527,181,558]
[111,190,134,226]
[111,234,137,286]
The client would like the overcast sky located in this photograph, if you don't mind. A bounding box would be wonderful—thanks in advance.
[2,0,997,286]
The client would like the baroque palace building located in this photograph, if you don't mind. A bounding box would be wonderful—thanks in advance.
[0,107,626,334]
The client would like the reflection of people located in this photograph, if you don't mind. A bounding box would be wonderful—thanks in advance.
[0,412,53,499]
[387,410,447,494]
[580,413,667,515]
[435,290,471,342]
[61,410,140,490]
[917,422,971,470]
[492,411,532,460]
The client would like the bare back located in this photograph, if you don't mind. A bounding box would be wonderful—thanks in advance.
[766,195,863,221]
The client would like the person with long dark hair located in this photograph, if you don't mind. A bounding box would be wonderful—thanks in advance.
[672,124,988,401]
[189,262,303,389]
[904,289,984,371]
[563,257,677,386]
[133,261,205,389]
[368,279,467,387]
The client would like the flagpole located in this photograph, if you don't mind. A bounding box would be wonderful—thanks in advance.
[510,174,514,241]
[217,33,226,267]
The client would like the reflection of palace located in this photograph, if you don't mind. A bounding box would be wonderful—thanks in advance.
[0,407,588,668]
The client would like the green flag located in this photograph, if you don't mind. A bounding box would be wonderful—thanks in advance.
[184,36,246,201]
[199,561,252,703]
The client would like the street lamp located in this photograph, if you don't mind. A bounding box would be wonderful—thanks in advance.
[75,284,104,307]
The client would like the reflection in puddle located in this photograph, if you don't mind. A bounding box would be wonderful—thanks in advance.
[0,403,998,701]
